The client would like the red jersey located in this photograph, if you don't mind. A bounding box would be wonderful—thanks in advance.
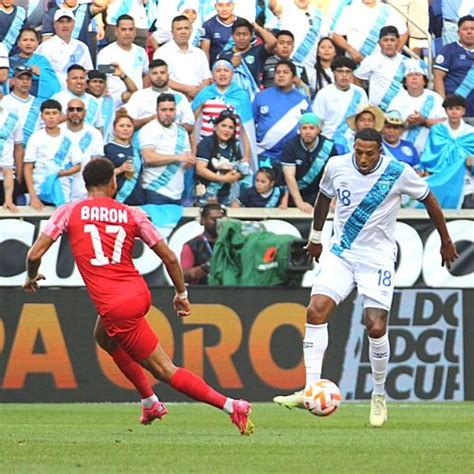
[43,196,162,315]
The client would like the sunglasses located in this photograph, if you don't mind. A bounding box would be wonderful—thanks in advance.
[68,106,84,112]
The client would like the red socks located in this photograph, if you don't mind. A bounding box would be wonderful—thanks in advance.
[111,346,154,399]
[170,368,226,409]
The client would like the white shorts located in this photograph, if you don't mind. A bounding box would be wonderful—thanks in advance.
[311,251,395,311]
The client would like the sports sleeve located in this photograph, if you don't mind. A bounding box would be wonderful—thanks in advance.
[177,95,196,125]
[13,119,23,144]
[280,141,295,166]
[91,131,104,157]
[354,55,374,81]
[201,18,212,42]
[138,123,156,149]
[318,161,335,198]
[433,45,451,72]
[398,165,429,201]
[42,203,73,241]
[131,207,163,248]
[196,137,212,162]
[333,5,350,35]
[24,133,38,163]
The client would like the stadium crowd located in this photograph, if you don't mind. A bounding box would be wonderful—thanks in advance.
[0,0,473,215]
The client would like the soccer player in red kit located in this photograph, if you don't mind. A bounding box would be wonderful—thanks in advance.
[23,158,254,436]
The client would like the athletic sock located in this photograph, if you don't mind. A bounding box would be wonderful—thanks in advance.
[170,367,227,410]
[369,333,390,396]
[141,394,159,408]
[111,346,154,399]
[303,323,328,386]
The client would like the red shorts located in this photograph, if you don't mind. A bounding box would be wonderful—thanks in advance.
[101,291,158,362]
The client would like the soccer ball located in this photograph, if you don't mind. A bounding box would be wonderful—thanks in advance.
[303,379,342,417]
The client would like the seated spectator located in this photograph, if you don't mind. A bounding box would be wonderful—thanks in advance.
[344,104,385,154]
[20,0,47,29]
[196,109,250,206]
[52,64,103,129]
[97,14,148,108]
[61,98,104,201]
[253,59,311,174]
[192,58,254,163]
[125,59,195,132]
[389,60,446,155]
[441,0,474,45]
[434,15,474,125]
[41,0,107,59]
[105,0,148,49]
[153,15,212,101]
[354,26,409,111]
[201,0,241,65]
[24,100,81,209]
[234,166,287,208]
[282,112,337,213]
[3,66,41,147]
[382,110,420,169]
[104,109,146,206]
[313,56,368,152]
[9,27,61,101]
[86,69,115,142]
[421,94,474,209]
[36,9,93,89]
[0,0,27,55]
[273,0,325,76]
[262,30,311,97]
[138,93,195,205]
[332,0,407,64]
[0,86,22,212]
[312,36,336,96]
[217,17,276,100]
[0,41,7,92]
[181,203,226,285]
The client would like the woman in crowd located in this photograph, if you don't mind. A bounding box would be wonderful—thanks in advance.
[104,109,145,205]
[312,37,337,96]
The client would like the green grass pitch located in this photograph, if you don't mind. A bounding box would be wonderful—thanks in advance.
[1,402,473,473]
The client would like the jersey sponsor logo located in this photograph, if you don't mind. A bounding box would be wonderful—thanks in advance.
[401,146,413,156]
[80,206,128,224]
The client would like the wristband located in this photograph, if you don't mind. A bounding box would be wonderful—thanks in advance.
[309,229,322,244]
[176,290,188,300]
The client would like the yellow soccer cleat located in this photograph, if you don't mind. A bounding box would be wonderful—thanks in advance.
[273,391,305,409]
[370,394,388,428]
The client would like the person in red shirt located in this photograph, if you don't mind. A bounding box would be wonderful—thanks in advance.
[23,158,254,436]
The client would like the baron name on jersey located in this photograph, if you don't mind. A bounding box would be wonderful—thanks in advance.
[80,205,128,224]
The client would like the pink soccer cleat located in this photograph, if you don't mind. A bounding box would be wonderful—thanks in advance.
[139,401,168,425]
[230,399,254,436]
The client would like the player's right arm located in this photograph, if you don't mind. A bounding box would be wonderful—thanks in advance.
[307,192,332,262]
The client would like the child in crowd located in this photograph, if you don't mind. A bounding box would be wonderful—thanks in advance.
[234,167,287,208]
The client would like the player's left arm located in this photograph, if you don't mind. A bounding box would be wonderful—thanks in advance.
[24,233,55,292]
[421,192,459,269]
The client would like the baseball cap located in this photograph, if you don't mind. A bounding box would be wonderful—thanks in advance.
[14,65,34,77]
[87,69,107,81]
[385,110,405,127]
[379,25,400,39]
[299,112,321,127]
[54,9,75,22]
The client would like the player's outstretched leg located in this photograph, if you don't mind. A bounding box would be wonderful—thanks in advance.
[142,343,254,435]
[94,317,168,425]
[365,308,389,428]
[273,295,334,409]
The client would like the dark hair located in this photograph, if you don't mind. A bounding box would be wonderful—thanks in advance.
[276,29,294,41]
[40,99,62,112]
[458,15,474,28]
[149,59,168,70]
[257,166,276,183]
[83,158,115,189]
[331,56,357,71]
[275,58,296,77]
[157,93,176,106]
[67,64,86,75]
[232,17,253,34]
[113,108,134,128]
[211,109,240,162]
[402,74,428,90]
[116,14,134,26]
[18,26,40,42]
[201,203,227,218]
[315,37,336,91]
[379,25,399,39]
[172,15,190,26]
[443,94,467,109]
[355,128,382,145]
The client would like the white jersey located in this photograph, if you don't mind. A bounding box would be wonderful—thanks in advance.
[52,90,103,129]
[106,0,148,29]
[125,87,195,126]
[0,108,22,180]
[388,89,446,154]
[319,153,429,264]
[354,51,408,110]
[138,120,191,200]
[97,42,149,108]
[60,123,104,200]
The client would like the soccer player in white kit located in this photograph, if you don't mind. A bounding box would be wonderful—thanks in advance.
[274,128,459,427]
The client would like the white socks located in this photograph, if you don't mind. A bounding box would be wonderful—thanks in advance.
[303,323,328,386]
[369,333,390,396]
[141,394,159,408]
